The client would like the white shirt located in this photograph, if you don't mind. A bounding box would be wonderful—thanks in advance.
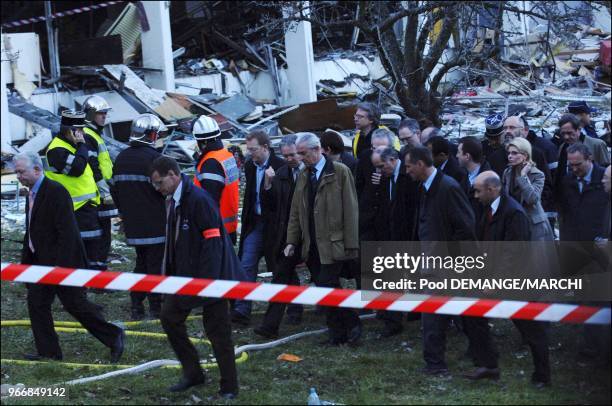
[423,167,438,192]
[468,165,481,186]
[312,156,326,181]
[490,195,501,215]
[171,180,183,209]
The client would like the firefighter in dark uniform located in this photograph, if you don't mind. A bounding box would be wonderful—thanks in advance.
[112,114,168,320]
[150,156,241,399]
[192,115,240,244]
[81,95,118,267]
[45,110,105,270]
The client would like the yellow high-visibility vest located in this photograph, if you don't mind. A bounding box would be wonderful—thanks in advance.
[83,126,113,181]
[352,125,401,157]
[45,136,100,211]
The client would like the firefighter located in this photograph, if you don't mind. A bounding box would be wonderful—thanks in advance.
[192,115,240,244]
[112,113,168,320]
[81,95,118,268]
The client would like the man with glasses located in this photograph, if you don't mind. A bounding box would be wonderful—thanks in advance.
[285,133,361,345]
[233,130,284,325]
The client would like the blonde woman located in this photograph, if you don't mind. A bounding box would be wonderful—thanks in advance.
[502,138,554,241]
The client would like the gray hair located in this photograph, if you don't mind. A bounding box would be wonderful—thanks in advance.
[279,134,298,149]
[295,132,320,149]
[371,128,395,146]
[378,146,399,162]
[14,152,44,171]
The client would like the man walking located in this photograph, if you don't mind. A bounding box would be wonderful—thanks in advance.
[151,156,240,398]
[16,151,124,363]
[285,133,361,345]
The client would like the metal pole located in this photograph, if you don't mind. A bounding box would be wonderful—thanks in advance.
[44,1,59,82]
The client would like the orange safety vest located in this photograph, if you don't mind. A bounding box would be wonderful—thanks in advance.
[194,148,240,234]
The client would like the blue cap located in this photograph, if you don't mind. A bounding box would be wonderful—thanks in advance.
[485,113,505,137]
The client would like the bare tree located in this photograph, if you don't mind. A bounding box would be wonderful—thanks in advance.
[259,1,601,126]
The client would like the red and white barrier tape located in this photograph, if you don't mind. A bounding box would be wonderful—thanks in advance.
[1,263,610,325]
[2,1,124,29]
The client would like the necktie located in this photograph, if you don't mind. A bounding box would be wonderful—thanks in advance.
[483,206,494,240]
[28,190,35,252]
[309,167,318,192]
[577,177,584,193]
[166,198,176,272]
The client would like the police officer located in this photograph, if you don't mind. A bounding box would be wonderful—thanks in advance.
[192,115,240,244]
[81,95,118,267]
[112,114,168,320]
[45,110,105,270]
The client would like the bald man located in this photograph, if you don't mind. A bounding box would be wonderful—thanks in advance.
[473,170,551,387]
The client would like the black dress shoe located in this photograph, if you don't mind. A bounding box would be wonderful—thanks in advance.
[231,310,250,326]
[253,326,278,339]
[462,367,500,380]
[168,376,205,392]
[421,365,450,376]
[217,390,238,400]
[110,329,125,364]
[24,353,62,361]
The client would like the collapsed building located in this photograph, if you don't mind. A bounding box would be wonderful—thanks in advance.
[1,1,610,179]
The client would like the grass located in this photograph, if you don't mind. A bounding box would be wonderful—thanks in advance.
[1,228,611,405]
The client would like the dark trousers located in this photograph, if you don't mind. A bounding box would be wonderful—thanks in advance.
[513,320,550,383]
[26,284,122,358]
[259,253,304,333]
[98,214,112,264]
[160,296,238,394]
[75,204,106,270]
[130,244,164,313]
[306,248,360,340]
[422,314,498,369]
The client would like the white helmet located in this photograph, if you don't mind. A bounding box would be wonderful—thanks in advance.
[82,95,111,122]
[192,115,221,141]
[129,114,167,145]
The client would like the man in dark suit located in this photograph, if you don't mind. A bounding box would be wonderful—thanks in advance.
[254,135,305,337]
[233,130,285,325]
[15,152,124,363]
[473,170,551,387]
[405,147,498,376]
[425,136,464,183]
[321,129,357,174]
[457,136,491,225]
[371,146,420,337]
[151,156,240,398]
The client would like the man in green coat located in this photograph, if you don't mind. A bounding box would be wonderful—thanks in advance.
[284,132,361,345]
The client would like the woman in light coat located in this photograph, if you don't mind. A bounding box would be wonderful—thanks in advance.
[502,137,554,241]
